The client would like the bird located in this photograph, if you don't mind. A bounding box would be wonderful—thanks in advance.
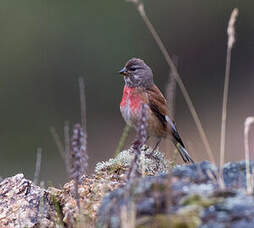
[119,57,194,163]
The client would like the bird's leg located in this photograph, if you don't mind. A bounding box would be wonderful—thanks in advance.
[145,138,162,159]
[143,136,150,151]
[131,136,150,151]
[152,138,162,153]
[130,139,140,152]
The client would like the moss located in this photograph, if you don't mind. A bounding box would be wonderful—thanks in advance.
[152,214,170,228]
[180,194,221,208]
[51,195,65,227]
[169,214,201,228]
[137,214,201,228]
[95,145,172,176]
[150,182,168,192]
[177,204,203,217]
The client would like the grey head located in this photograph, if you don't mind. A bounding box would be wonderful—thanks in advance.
[119,58,154,88]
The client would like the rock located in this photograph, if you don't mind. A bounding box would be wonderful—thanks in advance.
[1,155,254,228]
[201,192,254,227]
[58,173,125,225]
[0,146,169,227]
[97,161,254,228]
[0,174,59,228]
[97,174,172,228]
[95,146,172,176]
[171,161,217,182]
[58,145,169,224]
[223,160,254,188]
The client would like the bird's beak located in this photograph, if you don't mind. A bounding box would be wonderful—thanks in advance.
[119,67,127,76]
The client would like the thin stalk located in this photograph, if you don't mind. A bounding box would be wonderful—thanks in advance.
[127,0,214,163]
[244,117,254,194]
[219,9,239,170]
[165,57,177,158]
[78,77,87,133]
[50,126,65,160]
[33,148,42,185]
[64,121,71,175]
[115,124,131,156]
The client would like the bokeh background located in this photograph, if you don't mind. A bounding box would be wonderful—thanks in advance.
[0,0,253,185]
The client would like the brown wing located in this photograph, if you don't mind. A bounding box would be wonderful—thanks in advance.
[146,84,194,163]
[147,84,185,148]
[146,84,170,129]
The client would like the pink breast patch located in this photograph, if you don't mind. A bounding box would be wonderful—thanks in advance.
[120,86,142,112]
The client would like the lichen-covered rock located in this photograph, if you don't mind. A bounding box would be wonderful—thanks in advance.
[97,161,254,228]
[171,160,217,182]
[2,155,254,228]
[54,146,172,225]
[0,174,59,228]
[0,147,170,227]
[95,145,172,176]
[223,160,254,188]
[58,172,126,225]
[97,174,171,228]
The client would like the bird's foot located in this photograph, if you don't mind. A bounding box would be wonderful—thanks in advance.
[145,151,160,162]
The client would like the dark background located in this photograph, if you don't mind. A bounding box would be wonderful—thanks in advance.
[0,0,253,186]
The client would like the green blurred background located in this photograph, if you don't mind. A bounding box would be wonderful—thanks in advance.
[0,0,253,185]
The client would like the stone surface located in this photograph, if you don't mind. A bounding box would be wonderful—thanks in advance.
[0,174,59,228]
[0,146,170,227]
[223,160,254,188]
[1,157,254,228]
[57,146,170,225]
[97,161,254,228]
[95,146,172,176]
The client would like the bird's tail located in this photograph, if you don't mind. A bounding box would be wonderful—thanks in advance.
[174,141,194,164]
[166,114,194,163]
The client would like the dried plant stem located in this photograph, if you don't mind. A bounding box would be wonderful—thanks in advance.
[219,9,239,170]
[33,147,42,185]
[127,103,147,180]
[244,117,254,194]
[115,124,131,156]
[120,203,136,228]
[64,121,71,175]
[166,57,178,118]
[127,0,214,163]
[79,77,87,132]
[78,77,88,170]
[50,127,65,160]
[165,57,177,158]
[70,123,88,210]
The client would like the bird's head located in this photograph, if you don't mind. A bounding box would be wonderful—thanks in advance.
[119,58,153,88]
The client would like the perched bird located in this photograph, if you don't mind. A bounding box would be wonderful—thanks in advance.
[119,58,194,163]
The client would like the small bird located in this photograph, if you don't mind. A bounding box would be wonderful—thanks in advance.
[119,58,194,163]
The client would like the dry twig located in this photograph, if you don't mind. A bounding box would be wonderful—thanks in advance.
[165,56,178,158]
[115,125,131,156]
[126,0,214,163]
[244,117,254,194]
[50,126,65,160]
[79,77,87,132]
[219,8,239,170]
[70,123,88,209]
[33,147,42,185]
[64,121,71,175]
[127,103,148,180]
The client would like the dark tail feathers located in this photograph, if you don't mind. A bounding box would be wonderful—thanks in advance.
[174,141,194,164]
[166,114,194,163]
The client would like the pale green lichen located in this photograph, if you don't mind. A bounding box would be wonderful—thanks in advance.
[180,194,222,208]
[169,214,201,228]
[95,145,173,176]
[136,214,201,228]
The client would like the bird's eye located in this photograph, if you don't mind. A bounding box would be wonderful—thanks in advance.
[129,66,137,71]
